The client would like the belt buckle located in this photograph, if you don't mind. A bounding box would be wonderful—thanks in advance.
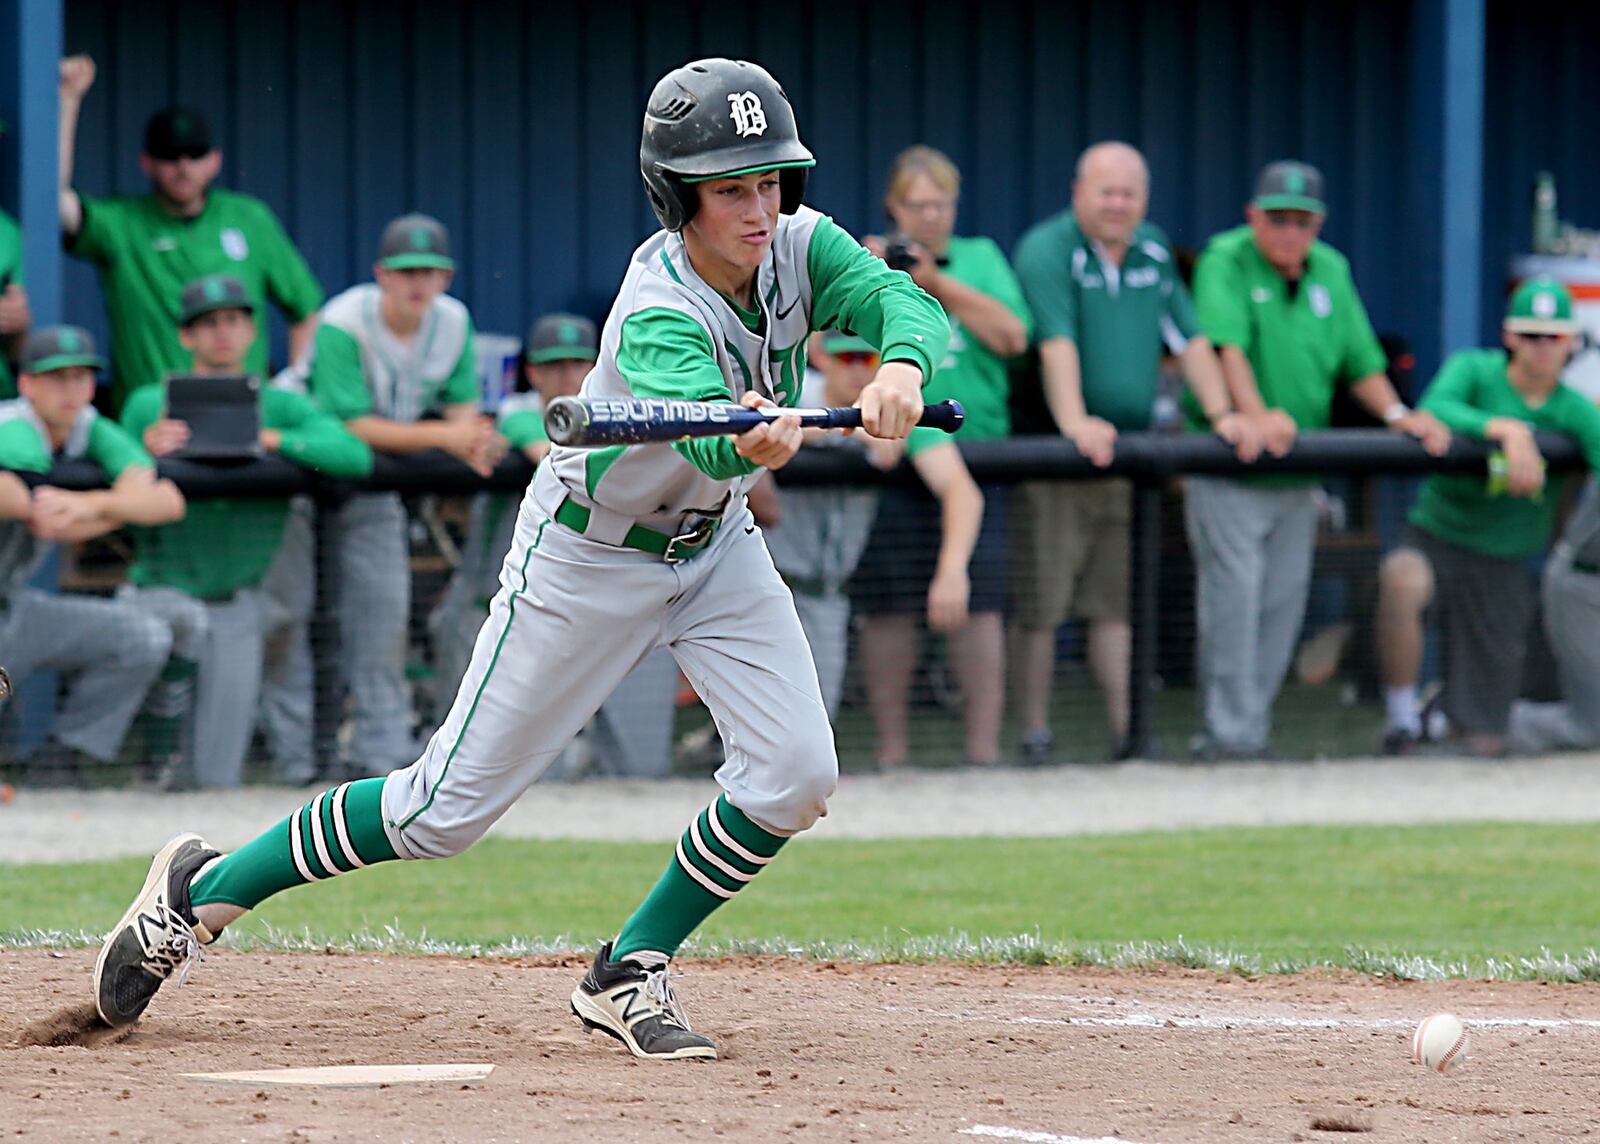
[664,520,716,564]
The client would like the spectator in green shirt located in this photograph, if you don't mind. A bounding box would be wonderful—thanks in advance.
[1010,141,1260,762]
[0,206,32,398]
[0,326,184,785]
[1186,160,1449,758]
[1376,278,1600,758]
[119,274,372,788]
[58,55,325,411]
[854,145,1027,768]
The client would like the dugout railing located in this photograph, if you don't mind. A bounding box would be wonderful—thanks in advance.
[8,429,1590,772]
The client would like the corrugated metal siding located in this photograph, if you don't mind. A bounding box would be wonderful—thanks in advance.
[63,0,1420,369]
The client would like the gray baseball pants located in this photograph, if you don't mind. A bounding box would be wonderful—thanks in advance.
[1509,544,1600,752]
[789,589,851,720]
[381,490,837,859]
[335,492,417,771]
[1184,477,1319,751]
[0,588,172,760]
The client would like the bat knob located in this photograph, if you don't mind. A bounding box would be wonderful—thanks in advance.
[543,397,587,447]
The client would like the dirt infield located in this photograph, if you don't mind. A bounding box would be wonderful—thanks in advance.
[6,950,1600,1142]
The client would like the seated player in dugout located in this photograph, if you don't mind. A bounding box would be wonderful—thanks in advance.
[118,274,372,790]
[1376,278,1600,758]
[94,57,946,1063]
[0,327,184,787]
[306,213,504,778]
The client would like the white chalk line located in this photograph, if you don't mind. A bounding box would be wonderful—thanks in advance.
[961,1127,1148,1144]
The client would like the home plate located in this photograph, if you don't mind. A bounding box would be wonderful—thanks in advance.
[182,1063,495,1088]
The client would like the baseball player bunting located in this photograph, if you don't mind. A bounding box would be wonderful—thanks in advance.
[544,393,964,446]
[94,57,950,1063]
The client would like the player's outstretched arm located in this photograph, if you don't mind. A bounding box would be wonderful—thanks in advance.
[910,439,982,632]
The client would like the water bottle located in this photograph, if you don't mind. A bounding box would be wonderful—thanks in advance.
[1533,172,1560,254]
[1487,450,1545,501]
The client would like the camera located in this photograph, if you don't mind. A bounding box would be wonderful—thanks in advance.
[883,234,918,272]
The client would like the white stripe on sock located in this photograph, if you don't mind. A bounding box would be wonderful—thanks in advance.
[308,792,338,877]
[288,806,321,883]
[706,800,772,867]
[330,783,368,870]
[673,838,735,900]
[689,815,755,884]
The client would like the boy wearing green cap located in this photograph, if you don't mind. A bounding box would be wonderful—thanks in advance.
[0,326,184,785]
[1376,277,1600,757]
[118,275,373,788]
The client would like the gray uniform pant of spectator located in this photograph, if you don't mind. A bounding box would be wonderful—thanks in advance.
[0,588,172,760]
[335,492,416,771]
[1509,544,1600,752]
[790,588,850,720]
[1184,478,1318,751]
[257,501,315,781]
[121,580,310,788]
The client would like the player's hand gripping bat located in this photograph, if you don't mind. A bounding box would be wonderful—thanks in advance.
[543,396,964,447]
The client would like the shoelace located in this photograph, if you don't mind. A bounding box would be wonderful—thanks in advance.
[643,967,692,1030]
[140,903,203,987]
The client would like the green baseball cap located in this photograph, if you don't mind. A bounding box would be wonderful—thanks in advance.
[821,331,875,354]
[525,313,599,364]
[378,213,454,270]
[1253,160,1326,215]
[21,326,107,375]
[179,273,252,326]
[1505,276,1579,335]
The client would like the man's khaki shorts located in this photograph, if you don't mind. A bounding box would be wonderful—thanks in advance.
[1008,479,1131,629]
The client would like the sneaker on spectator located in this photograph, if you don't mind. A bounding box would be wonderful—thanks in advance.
[1017,730,1054,767]
[1379,727,1424,756]
[1188,732,1271,763]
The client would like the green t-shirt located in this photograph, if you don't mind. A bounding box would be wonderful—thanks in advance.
[922,235,1030,441]
[121,384,372,598]
[1410,349,1600,560]
[1013,210,1197,431]
[69,188,325,411]
[0,210,26,399]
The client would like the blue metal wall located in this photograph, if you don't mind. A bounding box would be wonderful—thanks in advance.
[63,0,1423,369]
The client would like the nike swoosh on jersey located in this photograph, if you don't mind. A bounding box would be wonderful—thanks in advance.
[775,296,800,321]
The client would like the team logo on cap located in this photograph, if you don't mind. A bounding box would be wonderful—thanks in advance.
[1285,170,1306,193]
[59,330,81,351]
[204,279,227,301]
[221,227,249,261]
[560,323,579,343]
[411,226,433,251]
[727,91,767,138]
[1533,290,1558,319]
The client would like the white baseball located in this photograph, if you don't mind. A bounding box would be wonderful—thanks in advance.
[1412,1012,1469,1073]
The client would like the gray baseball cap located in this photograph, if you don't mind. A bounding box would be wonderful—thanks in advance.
[21,326,107,375]
[1253,160,1326,215]
[180,273,252,326]
[378,213,454,270]
[525,313,598,364]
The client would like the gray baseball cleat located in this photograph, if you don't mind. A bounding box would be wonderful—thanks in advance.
[93,833,221,1026]
[570,942,718,1060]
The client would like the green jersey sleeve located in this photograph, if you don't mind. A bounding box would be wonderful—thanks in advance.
[442,319,480,407]
[1338,284,1388,382]
[971,237,1033,341]
[1013,228,1076,343]
[618,308,758,480]
[264,388,374,478]
[86,413,153,480]
[307,323,374,421]
[119,385,164,443]
[1193,244,1250,349]
[0,417,50,472]
[807,217,949,382]
[500,409,548,450]
[67,193,126,266]
[1418,352,1493,437]
[1165,276,1201,341]
[250,200,325,321]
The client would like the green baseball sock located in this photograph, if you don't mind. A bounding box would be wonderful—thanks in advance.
[190,778,401,911]
[612,794,788,961]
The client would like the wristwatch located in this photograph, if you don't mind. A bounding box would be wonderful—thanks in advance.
[1382,402,1411,425]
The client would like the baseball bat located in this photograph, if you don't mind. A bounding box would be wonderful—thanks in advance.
[544,396,964,447]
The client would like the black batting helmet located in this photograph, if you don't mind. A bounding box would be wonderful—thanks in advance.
[640,58,815,232]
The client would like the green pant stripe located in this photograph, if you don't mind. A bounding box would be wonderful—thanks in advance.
[397,539,540,831]
[690,809,761,878]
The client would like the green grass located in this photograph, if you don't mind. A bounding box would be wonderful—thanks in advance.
[5,823,1598,978]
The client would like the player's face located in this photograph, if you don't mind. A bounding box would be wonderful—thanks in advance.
[375,266,454,322]
[819,347,880,405]
[886,172,956,253]
[528,359,592,401]
[1247,206,1322,276]
[685,170,782,286]
[180,308,256,372]
[1504,328,1572,381]
[140,151,221,212]
[1073,150,1148,248]
[19,368,96,430]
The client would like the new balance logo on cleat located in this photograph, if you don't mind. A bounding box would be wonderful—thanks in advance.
[93,833,221,1027]
[569,942,718,1061]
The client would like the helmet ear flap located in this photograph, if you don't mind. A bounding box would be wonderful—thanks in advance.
[643,168,697,232]
[779,167,808,215]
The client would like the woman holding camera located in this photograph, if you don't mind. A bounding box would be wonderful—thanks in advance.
[854,145,1031,768]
